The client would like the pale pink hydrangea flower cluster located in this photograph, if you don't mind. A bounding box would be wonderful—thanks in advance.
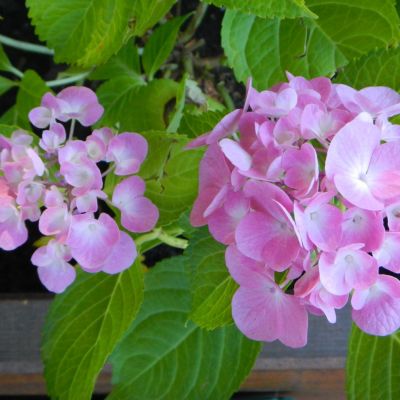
[0,87,158,293]
[189,73,400,347]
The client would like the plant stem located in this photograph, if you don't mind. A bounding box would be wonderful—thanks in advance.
[0,34,54,55]
[7,65,23,79]
[135,228,188,250]
[68,119,76,141]
[217,81,235,111]
[101,164,116,178]
[46,72,90,88]
[180,4,208,44]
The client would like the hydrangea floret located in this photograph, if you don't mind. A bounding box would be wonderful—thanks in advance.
[0,86,158,293]
[189,73,400,347]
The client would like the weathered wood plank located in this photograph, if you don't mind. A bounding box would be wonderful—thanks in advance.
[0,297,351,396]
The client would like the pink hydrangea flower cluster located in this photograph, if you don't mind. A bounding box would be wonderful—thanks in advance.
[189,73,400,347]
[0,87,158,293]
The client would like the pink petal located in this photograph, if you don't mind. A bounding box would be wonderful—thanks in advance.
[352,275,400,336]
[319,246,378,295]
[100,231,138,274]
[112,176,158,233]
[341,207,384,252]
[106,132,148,175]
[66,213,120,270]
[232,281,308,347]
[235,210,300,269]
[373,232,400,273]
[57,86,104,126]
[219,138,252,171]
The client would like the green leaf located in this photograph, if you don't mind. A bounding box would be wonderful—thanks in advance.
[130,0,177,36]
[179,109,226,137]
[203,0,316,19]
[42,263,144,400]
[0,76,17,96]
[0,124,23,138]
[346,324,400,399]
[97,77,178,132]
[336,47,400,89]
[143,15,189,80]
[187,228,238,329]
[138,130,180,180]
[27,0,132,67]
[145,139,203,226]
[108,256,261,399]
[90,41,143,81]
[16,70,48,129]
[167,74,187,133]
[0,44,14,73]
[222,0,400,89]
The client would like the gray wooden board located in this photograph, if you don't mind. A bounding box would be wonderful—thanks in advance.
[0,297,352,393]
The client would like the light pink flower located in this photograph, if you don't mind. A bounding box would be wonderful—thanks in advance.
[226,244,308,347]
[319,244,378,295]
[106,132,148,175]
[0,197,28,250]
[373,232,400,273]
[325,119,400,210]
[31,240,75,293]
[112,176,158,233]
[56,86,104,126]
[66,213,120,270]
[352,275,400,336]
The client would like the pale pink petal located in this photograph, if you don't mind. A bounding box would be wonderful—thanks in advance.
[235,210,300,269]
[208,190,249,244]
[352,275,400,336]
[341,207,384,252]
[106,132,148,175]
[373,232,400,273]
[100,231,137,274]
[57,86,104,126]
[319,246,378,295]
[232,281,308,347]
[66,213,120,270]
[219,138,252,171]
[112,176,158,233]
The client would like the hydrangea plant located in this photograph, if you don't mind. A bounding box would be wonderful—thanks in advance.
[1,1,400,399]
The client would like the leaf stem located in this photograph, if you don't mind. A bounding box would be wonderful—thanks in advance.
[46,72,90,88]
[0,34,54,55]
[7,65,24,79]
[135,228,188,250]
[68,119,76,141]
[217,81,235,111]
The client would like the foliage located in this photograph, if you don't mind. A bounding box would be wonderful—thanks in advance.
[1,0,400,398]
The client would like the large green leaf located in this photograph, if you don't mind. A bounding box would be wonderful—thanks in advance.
[187,228,237,329]
[203,0,316,19]
[97,77,178,132]
[138,131,181,180]
[179,109,226,137]
[143,15,189,80]
[42,263,144,400]
[130,0,177,36]
[0,76,17,96]
[108,256,261,399]
[145,139,203,226]
[90,41,143,81]
[222,0,400,89]
[16,70,48,129]
[337,47,400,90]
[27,0,132,67]
[346,324,400,399]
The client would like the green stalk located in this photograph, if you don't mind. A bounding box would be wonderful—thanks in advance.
[0,34,54,55]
